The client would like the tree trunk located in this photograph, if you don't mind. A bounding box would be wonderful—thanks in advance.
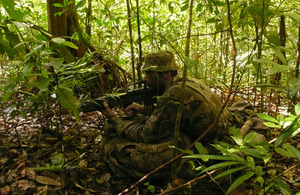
[46,0,68,37]
[46,0,95,59]
[136,0,142,81]
[86,0,92,36]
[126,0,135,82]
[293,26,300,105]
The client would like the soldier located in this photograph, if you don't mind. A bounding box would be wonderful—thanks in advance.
[100,50,235,179]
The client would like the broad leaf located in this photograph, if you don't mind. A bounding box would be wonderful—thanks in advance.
[195,142,208,155]
[275,148,292,158]
[289,78,300,97]
[263,122,281,128]
[181,4,189,11]
[243,132,259,144]
[30,77,54,93]
[0,40,15,59]
[52,3,64,7]
[284,12,300,23]
[52,37,65,44]
[0,0,23,21]
[257,113,278,123]
[266,64,289,75]
[275,178,294,195]
[62,41,78,49]
[283,143,300,161]
[75,0,86,10]
[275,115,300,147]
[50,57,64,73]
[226,172,254,194]
[56,87,80,123]
[270,45,287,65]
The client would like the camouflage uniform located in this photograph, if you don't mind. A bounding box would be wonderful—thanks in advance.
[101,52,233,178]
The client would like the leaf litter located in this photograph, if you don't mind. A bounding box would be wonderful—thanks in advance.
[0,105,299,194]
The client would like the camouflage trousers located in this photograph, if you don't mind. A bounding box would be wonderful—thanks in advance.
[100,133,192,179]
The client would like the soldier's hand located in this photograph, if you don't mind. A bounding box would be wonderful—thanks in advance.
[124,102,144,117]
[102,102,121,124]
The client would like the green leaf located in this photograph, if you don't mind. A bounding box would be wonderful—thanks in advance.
[52,37,65,44]
[263,122,281,128]
[265,64,289,75]
[295,104,300,116]
[255,176,264,187]
[51,153,64,165]
[196,3,203,12]
[289,78,300,97]
[265,31,280,46]
[247,156,255,170]
[0,0,24,21]
[240,148,263,160]
[275,178,293,195]
[56,86,80,123]
[50,57,64,73]
[168,2,174,13]
[181,4,189,11]
[62,41,78,49]
[200,161,242,174]
[213,0,226,6]
[30,77,54,93]
[284,12,300,23]
[56,87,80,108]
[275,115,300,147]
[213,144,247,163]
[243,132,258,144]
[270,45,287,65]
[147,185,155,193]
[255,166,263,176]
[195,142,207,154]
[0,0,15,9]
[183,154,234,161]
[4,104,17,114]
[275,148,292,158]
[226,172,254,194]
[75,0,86,10]
[283,143,300,161]
[257,113,278,123]
[169,145,194,155]
[0,40,15,60]
[213,166,247,180]
[22,63,34,76]
[230,126,243,145]
[53,3,64,7]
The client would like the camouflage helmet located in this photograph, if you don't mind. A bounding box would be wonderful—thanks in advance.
[141,50,179,72]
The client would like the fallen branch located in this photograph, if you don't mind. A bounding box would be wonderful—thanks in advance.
[158,170,216,195]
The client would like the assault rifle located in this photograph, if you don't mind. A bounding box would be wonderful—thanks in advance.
[80,81,156,114]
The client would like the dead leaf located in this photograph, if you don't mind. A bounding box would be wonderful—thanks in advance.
[10,180,36,192]
[0,186,10,195]
[96,173,111,184]
[74,182,97,193]
[34,175,62,186]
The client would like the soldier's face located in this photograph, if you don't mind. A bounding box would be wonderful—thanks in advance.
[144,71,160,91]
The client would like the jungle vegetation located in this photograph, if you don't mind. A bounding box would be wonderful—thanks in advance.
[0,0,299,194]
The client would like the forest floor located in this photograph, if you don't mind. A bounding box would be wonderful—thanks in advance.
[0,105,299,195]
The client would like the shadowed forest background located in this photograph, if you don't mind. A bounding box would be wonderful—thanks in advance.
[0,0,299,194]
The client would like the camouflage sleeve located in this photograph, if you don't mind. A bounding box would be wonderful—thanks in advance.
[115,87,180,143]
